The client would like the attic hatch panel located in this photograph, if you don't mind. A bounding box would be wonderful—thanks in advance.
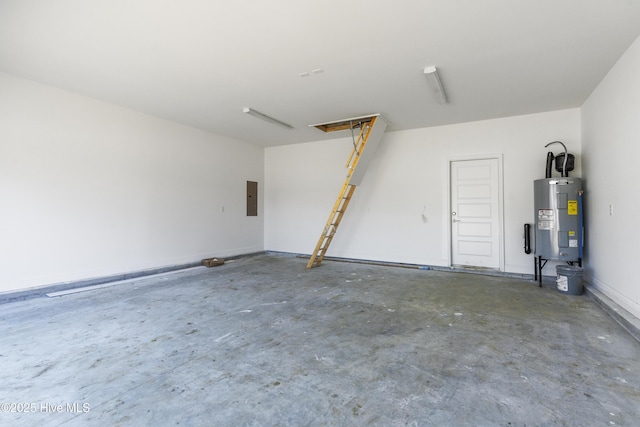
[310,114,381,132]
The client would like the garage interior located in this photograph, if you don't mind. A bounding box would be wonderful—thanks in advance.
[2,1,640,426]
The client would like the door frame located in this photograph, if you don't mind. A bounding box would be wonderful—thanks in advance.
[446,154,505,272]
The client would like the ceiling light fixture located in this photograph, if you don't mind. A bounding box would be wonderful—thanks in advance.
[242,107,293,129]
[299,68,324,78]
[423,66,448,104]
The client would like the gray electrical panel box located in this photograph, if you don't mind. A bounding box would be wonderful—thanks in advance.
[534,178,583,261]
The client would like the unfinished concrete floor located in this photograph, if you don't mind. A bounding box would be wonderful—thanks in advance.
[1,254,639,426]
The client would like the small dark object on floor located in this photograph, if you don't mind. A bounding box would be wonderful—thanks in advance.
[201,257,225,267]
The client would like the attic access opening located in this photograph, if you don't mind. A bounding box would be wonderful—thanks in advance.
[310,114,380,133]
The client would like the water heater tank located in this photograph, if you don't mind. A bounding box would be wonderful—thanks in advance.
[534,178,583,261]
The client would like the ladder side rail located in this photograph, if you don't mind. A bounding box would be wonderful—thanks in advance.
[307,182,353,267]
[307,185,356,267]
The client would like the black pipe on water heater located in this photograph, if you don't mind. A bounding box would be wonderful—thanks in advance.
[545,152,554,178]
[524,223,531,254]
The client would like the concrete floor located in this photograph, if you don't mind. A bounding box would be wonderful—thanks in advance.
[1,254,639,426]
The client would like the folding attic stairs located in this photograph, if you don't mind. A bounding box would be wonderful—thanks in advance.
[306,114,388,268]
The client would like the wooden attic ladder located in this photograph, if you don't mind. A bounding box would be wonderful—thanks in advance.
[306,114,388,268]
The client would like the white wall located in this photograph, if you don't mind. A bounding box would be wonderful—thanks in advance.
[0,72,263,293]
[581,35,640,319]
[265,109,580,274]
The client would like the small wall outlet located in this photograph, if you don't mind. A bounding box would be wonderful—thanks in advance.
[609,204,613,216]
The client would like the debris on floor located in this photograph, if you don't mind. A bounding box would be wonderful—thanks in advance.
[201,257,225,267]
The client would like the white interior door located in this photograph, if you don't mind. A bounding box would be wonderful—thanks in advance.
[450,158,501,270]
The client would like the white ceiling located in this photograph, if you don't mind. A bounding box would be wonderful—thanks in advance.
[1,1,640,147]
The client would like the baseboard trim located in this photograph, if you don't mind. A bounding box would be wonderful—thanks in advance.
[0,251,265,305]
[268,251,542,282]
[585,284,640,343]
